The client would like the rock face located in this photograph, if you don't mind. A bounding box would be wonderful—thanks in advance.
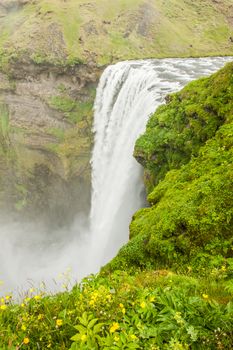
[0,60,102,226]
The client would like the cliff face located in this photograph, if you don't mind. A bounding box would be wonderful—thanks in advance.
[0,61,101,225]
[108,62,233,273]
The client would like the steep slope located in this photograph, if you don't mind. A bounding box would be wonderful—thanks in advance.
[0,0,233,68]
[108,61,233,273]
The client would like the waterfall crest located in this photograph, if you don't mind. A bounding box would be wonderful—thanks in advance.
[88,57,232,269]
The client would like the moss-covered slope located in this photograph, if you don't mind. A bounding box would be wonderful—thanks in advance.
[0,0,233,68]
[108,61,233,273]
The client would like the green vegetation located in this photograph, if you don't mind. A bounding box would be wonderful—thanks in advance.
[0,55,233,349]
[48,95,94,125]
[46,87,94,179]
[109,62,233,275]
[0,270,233,349]
[134,62,233,189]
[0,0,232,68]
[0,103,11,155]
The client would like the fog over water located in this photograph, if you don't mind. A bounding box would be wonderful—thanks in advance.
[0,57,232,296]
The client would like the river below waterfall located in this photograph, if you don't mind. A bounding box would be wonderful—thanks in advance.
[0,57,232,295]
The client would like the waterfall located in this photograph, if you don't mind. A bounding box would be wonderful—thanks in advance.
[1,57,232,294]
[88,57,232,270]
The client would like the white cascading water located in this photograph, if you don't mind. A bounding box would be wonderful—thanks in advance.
[0,57,232,294]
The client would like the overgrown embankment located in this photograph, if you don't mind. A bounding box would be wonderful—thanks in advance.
[108,61,233,274]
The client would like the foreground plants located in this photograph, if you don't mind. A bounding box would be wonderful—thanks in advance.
[0,270,233,349]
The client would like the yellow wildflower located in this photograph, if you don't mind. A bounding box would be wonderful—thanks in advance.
[122,307,126,314]
[81,334,87,341]
[21,325,27,331]
[0,298,4,303]
[140,301,146,309]
[21,303,25,308]
[0,305,7,310]
[221,265,226,272]
[5,295,12,301]
[202,294,209,300]
[89,300,95,306]
[130,335,138,340]
[23,338,30,345]
[119,303,124,308]
[38,314,43,320]
[149,296,155,302]
[34,295,41,301]
[114,335,119,342]
[110,322,120,333]
[56,319,63,327]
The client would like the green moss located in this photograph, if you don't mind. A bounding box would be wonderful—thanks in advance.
[135,62,233,190]
[49,96,77,114]
[110,62,233,275]
[0,103,12,156]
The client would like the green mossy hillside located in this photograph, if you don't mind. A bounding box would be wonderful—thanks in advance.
[135,62,233,190]
[108,62,233,274]
[0,0,233,68]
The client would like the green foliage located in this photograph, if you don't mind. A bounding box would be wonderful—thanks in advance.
[49,94,94,124]
[0,103,11,155]
[109,62,233,275]
[70,312,105,349]
[135,62,233,189]
[30,52,48,65]
[0,270,233,349]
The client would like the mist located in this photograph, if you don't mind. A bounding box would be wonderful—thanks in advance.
[0,214,92,296]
